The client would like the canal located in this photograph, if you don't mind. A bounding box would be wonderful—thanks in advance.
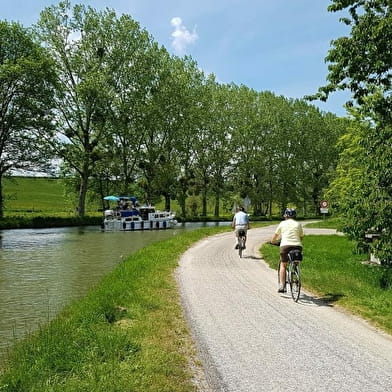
[0,222,230,363]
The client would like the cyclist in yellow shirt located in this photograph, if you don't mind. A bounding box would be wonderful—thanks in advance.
[271,208,304,292]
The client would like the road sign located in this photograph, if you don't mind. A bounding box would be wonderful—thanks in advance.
[320,200,328,208]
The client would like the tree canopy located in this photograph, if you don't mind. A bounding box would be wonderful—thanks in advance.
[0,20,55,217]
[317,0,392,264]
[1,2,348,231]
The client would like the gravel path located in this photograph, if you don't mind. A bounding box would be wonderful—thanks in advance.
[176,225,392,392]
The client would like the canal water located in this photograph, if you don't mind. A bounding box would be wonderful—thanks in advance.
[0,222,230,363]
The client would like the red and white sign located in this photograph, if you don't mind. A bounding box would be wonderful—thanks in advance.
[320,200,328,208]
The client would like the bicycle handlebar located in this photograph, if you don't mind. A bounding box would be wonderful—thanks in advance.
[268,241,280,246]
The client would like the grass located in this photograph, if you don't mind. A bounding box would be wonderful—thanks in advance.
[304,216,343,229]
[3,177,77,215]
[1,222,391,390]
[2,177,293,222]
[1,183,390,389]
[0,226,230,392]
[261,235,392,334]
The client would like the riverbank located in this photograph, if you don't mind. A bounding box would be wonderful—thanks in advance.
[0,226,230,391]
[1,223,390,391]
[0,215,102,229]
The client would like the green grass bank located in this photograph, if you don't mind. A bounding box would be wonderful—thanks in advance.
[0,224,391,391]
[0,226,229,391]
[261,235,392,334]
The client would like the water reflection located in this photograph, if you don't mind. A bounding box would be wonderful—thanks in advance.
[0,222,230,362]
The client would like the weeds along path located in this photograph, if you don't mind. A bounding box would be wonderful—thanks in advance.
[176,225,392,392]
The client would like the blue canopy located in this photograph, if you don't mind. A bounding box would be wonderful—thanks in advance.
[103,195,120,201]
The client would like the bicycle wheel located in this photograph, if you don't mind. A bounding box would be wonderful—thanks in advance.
[289,263,301,302]
[238,236,244,258]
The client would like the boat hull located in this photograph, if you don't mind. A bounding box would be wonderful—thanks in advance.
[102,218,177,231]
[101,207,177,231]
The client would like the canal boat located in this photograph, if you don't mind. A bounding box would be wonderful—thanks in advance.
[101,196,177,231]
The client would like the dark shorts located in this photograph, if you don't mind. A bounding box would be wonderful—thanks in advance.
[280,246,302,262]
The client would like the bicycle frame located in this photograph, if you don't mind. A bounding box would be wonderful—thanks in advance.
[238,230,246,258]
[277,248,302,302]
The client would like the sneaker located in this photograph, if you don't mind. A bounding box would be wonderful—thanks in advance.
[278,285,286,293]
[235,244,239,249]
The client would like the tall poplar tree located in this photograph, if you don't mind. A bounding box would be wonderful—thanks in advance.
[35,1,161,215]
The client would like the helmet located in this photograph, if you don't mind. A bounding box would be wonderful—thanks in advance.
[284,208,296,218]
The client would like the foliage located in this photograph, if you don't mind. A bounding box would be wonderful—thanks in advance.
[0,20,56,217]
[1,2,347,223]
[35,1,164,216]
[313,0,392,264]
[0,215,101,229]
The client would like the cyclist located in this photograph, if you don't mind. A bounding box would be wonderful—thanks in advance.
[232,206,250,249]
[270,208,304,292]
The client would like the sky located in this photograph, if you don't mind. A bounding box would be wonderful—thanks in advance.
[1,0,351,116]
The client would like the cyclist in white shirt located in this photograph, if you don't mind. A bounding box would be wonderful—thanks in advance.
[271,208,303,292]
[232,206,250,249]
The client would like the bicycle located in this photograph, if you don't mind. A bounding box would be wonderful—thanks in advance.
[278,249,302,302]
[237,229,246,258]
[270,242,302,302]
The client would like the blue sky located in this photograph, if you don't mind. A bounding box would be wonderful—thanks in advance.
[1,0,351,116]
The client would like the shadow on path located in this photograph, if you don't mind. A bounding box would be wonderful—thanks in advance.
[299,292,345,307]
[241,255,262,260]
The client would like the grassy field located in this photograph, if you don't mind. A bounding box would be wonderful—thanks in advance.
[2,177,223,219]
[3,177,96,216]
[4,176,71,213]
[261,235,392,334]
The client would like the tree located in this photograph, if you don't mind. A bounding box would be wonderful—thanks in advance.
[0,21,55,217]
[135,54,207,212]
[292,102,345,215]
[35,1,161,216]
[326,119,375,249]
[102,19,167,198]
[188,76,236,217]
[230,87,270,216]
[205,82,236,217]
[314,0,392,263]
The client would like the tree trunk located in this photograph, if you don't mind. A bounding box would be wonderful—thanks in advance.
[77,172,89,216]
[178,193,186,218]
[0,175,3,218]
[164,194,171,211]
[202,189,207,216]
[214,193,220,217]
[253,202,262,216]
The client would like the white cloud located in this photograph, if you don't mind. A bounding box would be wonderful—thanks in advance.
[170,17,198,53]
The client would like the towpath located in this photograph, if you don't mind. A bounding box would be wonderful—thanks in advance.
[176,225,392,392]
